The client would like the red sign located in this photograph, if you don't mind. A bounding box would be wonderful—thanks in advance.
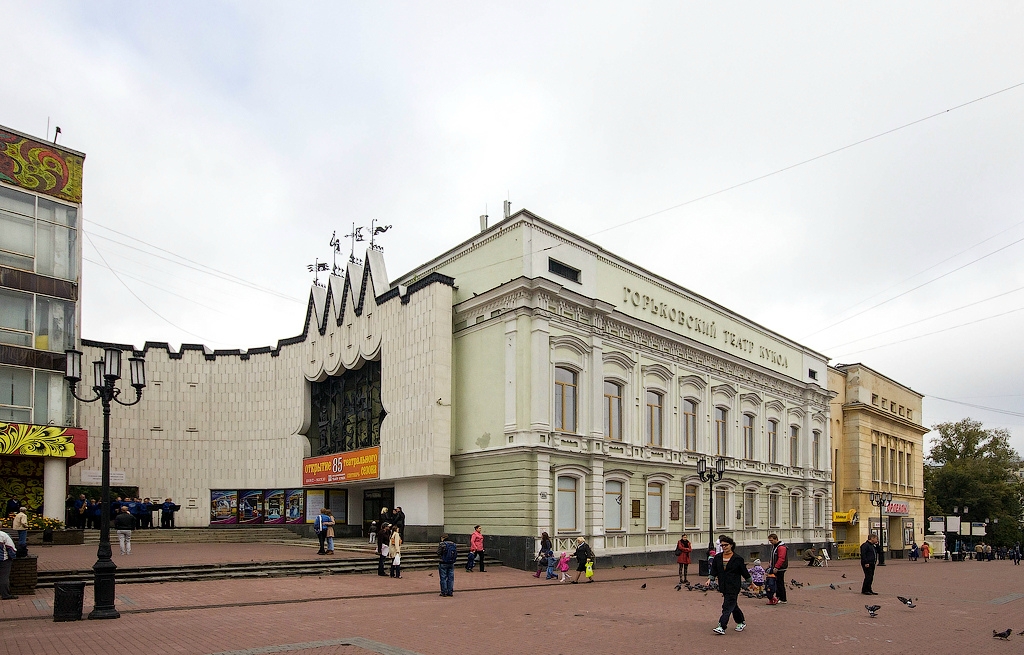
[302,446,380,486]
[885,502,909,515]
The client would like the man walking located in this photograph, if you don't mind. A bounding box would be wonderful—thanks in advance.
[12,507,29,551]
[861,533,879,595]
[766,534,788,605]
[437,533,457,596]
[114,506,136,556]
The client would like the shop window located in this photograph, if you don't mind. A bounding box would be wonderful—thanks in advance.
[308,361,386,456]
[554,367,577,433]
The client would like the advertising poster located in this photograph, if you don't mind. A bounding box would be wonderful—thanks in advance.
[210,490,237,524]
[285,489,305,524]
[238,489,264,524]
[302,446,380,486]
[306,489,325,523]
[264,489,285,524]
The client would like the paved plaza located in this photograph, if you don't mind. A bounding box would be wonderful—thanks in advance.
[1,553,1022,654]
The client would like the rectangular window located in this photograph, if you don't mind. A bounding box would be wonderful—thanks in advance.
[35,296,76,352]
[744,490,756,528]
[890,449,896,484]
[715,407,727,456]
[0,209,35,271]
[0,365,33,422]
[682,399,697,450]
[872,444,879,481]
[556,476,577,532]
[647,483,663,529]
[548,258,581,284]
[812,430,821,470]
[790,495,801,528]
[646,391,663,446]
[743,414,755,460]
[906,447,913,488]
[0,288,34,347]
[714,488,727,528]
[33,369,73,426]
[768,420,779,463]
[814,496,824,527]
[880,446,887,481]
[684,484,697,527]
[790,425,799,467]
[554,367,577,433]
[907,409,913,421]
[36,220,78,280]
[604,480,623,531]
[769,492,780,527]
[603,381,622,441]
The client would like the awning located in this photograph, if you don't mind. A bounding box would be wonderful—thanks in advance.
[832,509,859,524]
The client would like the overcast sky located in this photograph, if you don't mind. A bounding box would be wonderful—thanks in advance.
[5,2,1024,453]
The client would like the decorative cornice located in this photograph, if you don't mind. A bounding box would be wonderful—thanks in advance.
[602,350,637,371]
[712,383,738,399]
[678,374,707,391]
[740,392,763,407]
[550,334,591,357]
[641,363,673,383]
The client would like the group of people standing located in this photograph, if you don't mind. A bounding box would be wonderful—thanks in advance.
[68,495,178,530]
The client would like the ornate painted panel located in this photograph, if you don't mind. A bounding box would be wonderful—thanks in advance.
[0,128,84,203]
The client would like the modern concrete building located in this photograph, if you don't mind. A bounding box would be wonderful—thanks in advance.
[0,124,88,520]
[828,363,926,557]
[73,209,835,566]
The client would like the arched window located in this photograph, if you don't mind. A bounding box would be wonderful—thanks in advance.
[715,407,728,456]
[646,391,663,446]
[604,381,622,441]
[768,419,779,463]
[682,399,698,451]
[790,425,799,467]
[556,475,578,532]
[743,414,755,460]
[554,367,577,433]
[605,480,624,531]
[647,482,664,529]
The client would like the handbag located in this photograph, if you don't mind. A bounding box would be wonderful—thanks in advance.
[392,554,401,566]
[381,544,390,558]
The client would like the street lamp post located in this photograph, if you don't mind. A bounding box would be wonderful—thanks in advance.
[868,491,893,566]
[698,456,726,571]
[64,347,146,620]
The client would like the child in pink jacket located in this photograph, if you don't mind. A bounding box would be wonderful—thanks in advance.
[557,552,571,582]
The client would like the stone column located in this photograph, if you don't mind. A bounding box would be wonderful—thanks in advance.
[43,457,67,521]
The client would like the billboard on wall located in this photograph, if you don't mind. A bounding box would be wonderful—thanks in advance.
[302,446,380,486]
[238,490,264,524]
[285,489,305,524]
[0,422,88,460]
[264,490,285,524]
[210,490,237,524]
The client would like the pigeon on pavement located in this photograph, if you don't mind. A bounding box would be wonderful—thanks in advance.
[865,605,881,618]
[897,596,916,608]
[829,584,836,590]
[841,574,847,578]
[675,583,682,591]
[993,629,1012,640]
[641,583,646,589]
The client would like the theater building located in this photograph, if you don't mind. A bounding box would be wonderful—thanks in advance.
[73,209,834,566]
[0,125,88,521]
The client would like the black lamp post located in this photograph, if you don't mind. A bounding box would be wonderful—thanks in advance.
[868,491,893,566]
[698,456,726,567]
[65,347,146,620]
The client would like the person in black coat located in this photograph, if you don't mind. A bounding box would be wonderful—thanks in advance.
[861,533,879,595]
[708,535,752,634]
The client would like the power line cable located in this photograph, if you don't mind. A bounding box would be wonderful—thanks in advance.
[83,255,225,314]
[586,80,1024,238]
[823,283,1024,351]
[925,396,1024,419]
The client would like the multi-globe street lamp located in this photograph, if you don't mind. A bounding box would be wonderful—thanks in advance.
[65,347,146,620]
[697,456,726,571]
[868,491,892,566]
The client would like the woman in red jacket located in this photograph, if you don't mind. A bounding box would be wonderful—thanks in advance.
[467,525,485,572]
[676,533,693,584]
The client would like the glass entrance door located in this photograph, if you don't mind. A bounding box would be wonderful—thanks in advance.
[363,488,394,536]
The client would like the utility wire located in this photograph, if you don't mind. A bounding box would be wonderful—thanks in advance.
[83,255,224,314]
[926,396,1024,419]
[586,80,1024,238]
[822,283,1024,351]
[84,232,220,344]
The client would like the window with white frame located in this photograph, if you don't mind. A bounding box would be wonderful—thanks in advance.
[768,419,779,463]
[743,413,755,459]
[682,399,698,450]
[790,494,802,528]
[743,490,756,528]
[684,483,698,527]
[0,288,33,347]
[605,480,623,531]
[646,391,663,446]
[556,475,578,532]
[554,367,577,433]
[790,425,799,467]
[812,430,821,469]
[715,407,728,456]
[814,496,824,527]
[604,381,622,441]
[647,482,664,529]
[0,365,33,422]
[769,491,780,527]
[714,488,727,528]
[0,185,78,280]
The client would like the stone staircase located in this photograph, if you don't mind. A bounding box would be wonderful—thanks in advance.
[81,526,305,545]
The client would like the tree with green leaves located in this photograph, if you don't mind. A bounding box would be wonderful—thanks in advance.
[924,418,1023,547]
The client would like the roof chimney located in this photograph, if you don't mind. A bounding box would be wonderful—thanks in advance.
[479,214,489,232]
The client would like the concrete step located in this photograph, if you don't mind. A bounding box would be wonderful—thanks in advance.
[81,527,305,545]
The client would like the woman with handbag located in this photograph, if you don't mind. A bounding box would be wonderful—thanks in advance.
[676,534,693,584]
[533,532,553,578]
[389,527,403,578]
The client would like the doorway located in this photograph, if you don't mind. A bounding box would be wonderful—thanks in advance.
[362,488,394,536]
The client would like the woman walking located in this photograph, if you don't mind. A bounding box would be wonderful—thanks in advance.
[676,534,693,584]
[571,537,595,583]
[708,535,752,635]
[389,526,403,578]
[921,541,931,562]
[534,532,554,578]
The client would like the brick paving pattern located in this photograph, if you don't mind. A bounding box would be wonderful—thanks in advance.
[1,557,1022,654]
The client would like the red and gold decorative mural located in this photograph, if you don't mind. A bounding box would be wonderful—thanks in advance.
[0,128,84,204]
[0,422,88,460]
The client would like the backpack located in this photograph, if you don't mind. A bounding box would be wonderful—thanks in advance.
[314,514,327,533]
[441,540,458,564]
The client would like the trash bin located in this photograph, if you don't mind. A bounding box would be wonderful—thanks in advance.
[53,581,86,622]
